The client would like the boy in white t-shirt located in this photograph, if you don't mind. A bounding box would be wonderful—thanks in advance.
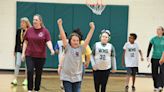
[122,33,144,91]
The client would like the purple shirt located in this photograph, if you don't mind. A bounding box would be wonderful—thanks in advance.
[24,27,51,58]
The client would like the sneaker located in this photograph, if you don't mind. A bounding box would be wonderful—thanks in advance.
[28,90,32,92]
[22,79,28,86]
[132,86,136,91]
[154,88,159,92]
[125,86,129,92]
[158,87,163,92]
[11,79,17,85]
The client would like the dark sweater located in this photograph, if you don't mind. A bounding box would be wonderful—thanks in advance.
[14,29,25,53]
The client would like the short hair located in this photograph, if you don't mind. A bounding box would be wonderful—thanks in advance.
[130,33,137,40]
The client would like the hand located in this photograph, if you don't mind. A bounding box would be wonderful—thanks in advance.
[84,63,89,68]
[92,65,97,71]
[141,57,144,61]
[57,66,62,75]
[89,22,95,30]
[21,53,25,62]
[159,60,163,65]
[57,18,63,25]
[147,57,150,62]
[111,69,116,73]
[50,49,55,55]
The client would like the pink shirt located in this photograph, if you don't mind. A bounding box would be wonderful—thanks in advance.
[24,27,51,58]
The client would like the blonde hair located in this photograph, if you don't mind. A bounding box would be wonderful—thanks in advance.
[20,17,32,29]
[34,14,45,28]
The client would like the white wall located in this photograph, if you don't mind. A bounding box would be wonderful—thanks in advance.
[1,0,164,73]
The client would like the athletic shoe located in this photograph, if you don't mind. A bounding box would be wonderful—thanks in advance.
[132,86,136,91]
[28,90,32,92]
[22,79,27,86]
[11,79,17,85]
[154,88,158,92]
[125,85,129,92]
[158,87,163,92]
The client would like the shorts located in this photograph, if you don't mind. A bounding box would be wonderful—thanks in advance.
[126,67,138,76]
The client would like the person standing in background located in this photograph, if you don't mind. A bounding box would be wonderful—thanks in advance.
[11,17,31,86]
[147,26,164,92]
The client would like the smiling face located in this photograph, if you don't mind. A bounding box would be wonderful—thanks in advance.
[100,32,109,44]
[156,26,164,36]
[70,35,80,48]
[20,20,27,30]
[33,15,42,29]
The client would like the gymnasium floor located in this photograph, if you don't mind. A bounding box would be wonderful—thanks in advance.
[0,71,154,92]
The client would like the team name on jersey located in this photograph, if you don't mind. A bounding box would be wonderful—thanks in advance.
[128,48,136,52]
[98,48,109,53]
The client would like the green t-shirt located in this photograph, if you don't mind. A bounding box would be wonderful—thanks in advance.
[150,36,164,59]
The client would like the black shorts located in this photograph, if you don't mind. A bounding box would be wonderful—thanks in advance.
[126,67,138,76]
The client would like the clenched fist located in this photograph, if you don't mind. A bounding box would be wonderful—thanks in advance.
[89,22,95,30]
[57,18,63,25]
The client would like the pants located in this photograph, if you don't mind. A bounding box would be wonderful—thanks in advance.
[93,69,110,92]
[26,56,45,91]
[160,63,164,87]
[151,58,163,88]
[63,81,81,92]
[14,52,22,75]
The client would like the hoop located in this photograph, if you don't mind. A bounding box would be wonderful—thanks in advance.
[86,0,106,15]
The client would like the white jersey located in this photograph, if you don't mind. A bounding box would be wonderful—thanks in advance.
[93,42,116,70]
[123,42,140,67]
[57,40,68,62]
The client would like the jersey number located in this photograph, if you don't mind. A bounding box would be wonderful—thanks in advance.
[100,55,106,60]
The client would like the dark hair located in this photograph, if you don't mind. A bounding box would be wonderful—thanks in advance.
[159,26,164,36]
[72,28,83,41]
[65,32,68,38]
[130,33,137,40]
[69,33,81,45]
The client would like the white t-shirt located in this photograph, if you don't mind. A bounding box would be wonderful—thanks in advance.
[123,42,140,67]
[56,40,68,62]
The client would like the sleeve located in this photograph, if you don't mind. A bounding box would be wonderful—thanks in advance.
[64,43,71,53]
[123,43,127,50]
[85,45,92,56]
[14,30,19,52]
[147,42,152,57]
[24,29,29,41]
[45,29,51,42]
[111,45,117,70]
[54,42,59,51]
[150,37,154,44]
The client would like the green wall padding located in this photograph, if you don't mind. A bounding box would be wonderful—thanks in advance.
[17,2,128,70]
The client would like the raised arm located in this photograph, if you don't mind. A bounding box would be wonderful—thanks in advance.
[57,18,67,48]
[83,22,95,48]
